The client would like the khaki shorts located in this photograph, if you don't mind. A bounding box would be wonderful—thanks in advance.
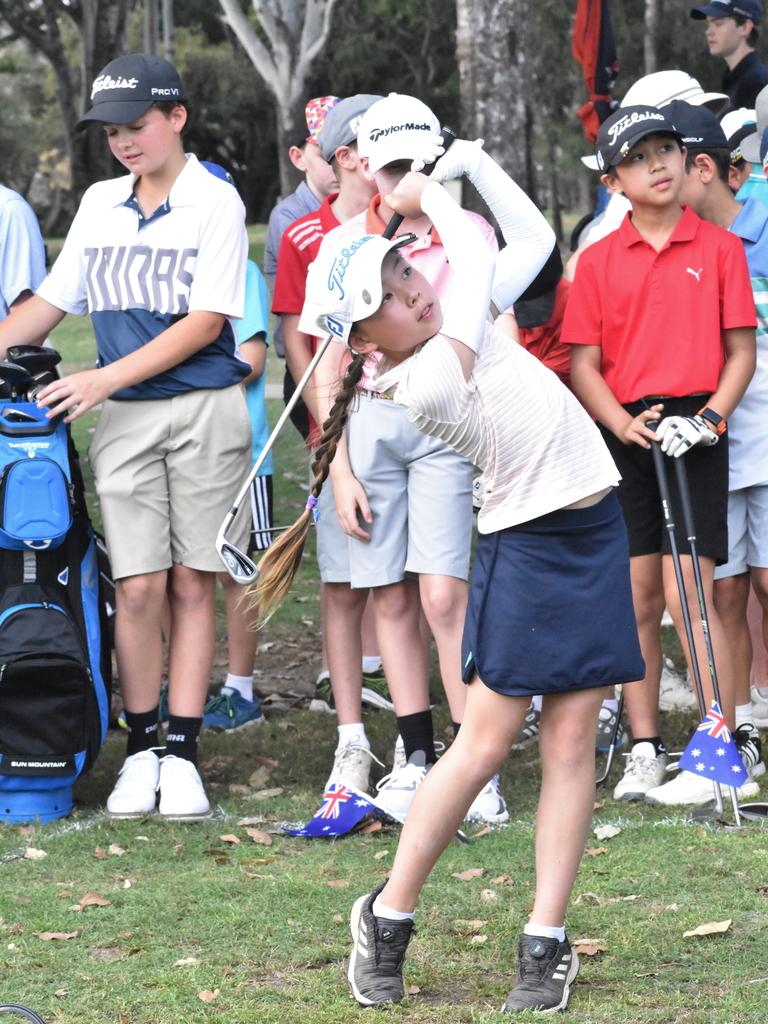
[89,386,252,579]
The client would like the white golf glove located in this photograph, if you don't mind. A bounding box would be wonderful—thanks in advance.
[429,137,485,182]
[409,132,446,173]
[654,414,719,458]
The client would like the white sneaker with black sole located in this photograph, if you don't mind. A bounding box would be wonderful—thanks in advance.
[105,749,160,818]
[157,755,211,820]
[751,685,768,728]
[613,742,668,801]
[375,751,430,822]
[734,723,765,779]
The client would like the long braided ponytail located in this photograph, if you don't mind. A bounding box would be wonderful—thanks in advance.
[247,351,367,623]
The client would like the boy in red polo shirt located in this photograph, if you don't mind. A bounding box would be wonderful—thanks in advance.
[563,105,757,806]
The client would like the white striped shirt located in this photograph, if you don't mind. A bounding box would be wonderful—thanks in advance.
[375,324,621,534]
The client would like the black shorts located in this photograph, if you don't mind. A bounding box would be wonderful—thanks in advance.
[599,395,728,564]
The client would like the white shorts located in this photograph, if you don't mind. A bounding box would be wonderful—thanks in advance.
[714,484,768,579]
[345,392,473,588]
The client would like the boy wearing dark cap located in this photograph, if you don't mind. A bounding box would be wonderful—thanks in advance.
[563,105,757,806]
[673,99,768,793]
[691,1,768,108]
[0,54,251,820]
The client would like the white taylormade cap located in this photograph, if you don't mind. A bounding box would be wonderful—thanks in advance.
[357,93,441,173]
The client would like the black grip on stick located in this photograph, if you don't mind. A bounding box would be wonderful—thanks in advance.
[381,127,456,241]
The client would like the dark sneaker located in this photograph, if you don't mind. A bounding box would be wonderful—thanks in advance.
[734,723,765,779]
[361,667,395,711]
[511,705,540,750]
[348,885,415,1006]
[309,672,335,713]
[202,687,265,731]
[501,933,579,1013]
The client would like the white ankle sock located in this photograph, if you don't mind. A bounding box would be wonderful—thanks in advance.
[362,655,382,673]
[225,673,253,701]
[372,896,414,921]
[337,723,369,750]
[735,703,754,730]
[524,922,565,942]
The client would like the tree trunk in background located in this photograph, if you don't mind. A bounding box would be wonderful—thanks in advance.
[219,0,339,198]
[456,0,536,213]
[162,0,174,63]
[644,0,658,76]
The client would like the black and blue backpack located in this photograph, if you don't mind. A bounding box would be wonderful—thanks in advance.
[0,347,111,824]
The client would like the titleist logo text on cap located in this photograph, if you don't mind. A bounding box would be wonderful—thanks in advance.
[92,74,139,97]
[607,110,666,146]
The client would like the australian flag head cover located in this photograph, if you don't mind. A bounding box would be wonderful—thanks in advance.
[282,783,396,838]
[678,701,747,788]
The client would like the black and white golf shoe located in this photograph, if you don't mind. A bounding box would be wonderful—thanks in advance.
[501,932,579,1013]
[347,885,414,1006]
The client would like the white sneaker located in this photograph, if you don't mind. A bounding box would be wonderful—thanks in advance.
[465,774,509,825]
[391,735,406,773]
[157,755,211,820]
[613,742,668,801]
[658,663,696,711]
[751,685,768,729]
[734,723,766,779]
[645,768,759,807]
[325,742,380,794]
[106,750,160,818]
[375,751,429,823]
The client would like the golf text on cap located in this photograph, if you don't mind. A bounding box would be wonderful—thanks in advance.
[326,236,375,300]
[92,74,139,97]
[607,110,666,146]
[369,121,432,143]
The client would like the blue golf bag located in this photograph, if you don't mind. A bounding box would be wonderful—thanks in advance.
[0,380,111,824]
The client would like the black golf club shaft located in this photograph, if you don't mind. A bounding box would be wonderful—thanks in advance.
[381,128,456,240]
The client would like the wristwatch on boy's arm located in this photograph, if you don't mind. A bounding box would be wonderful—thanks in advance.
[696,405,727,437]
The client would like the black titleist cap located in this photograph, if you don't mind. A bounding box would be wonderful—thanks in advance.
[594,105,684,170]
[664,100,729,151]
[77,54,185,129]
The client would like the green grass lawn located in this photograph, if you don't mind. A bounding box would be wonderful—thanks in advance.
[2,245,767,1022]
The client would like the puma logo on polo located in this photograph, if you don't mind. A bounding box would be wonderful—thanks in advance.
[686,267,703,282]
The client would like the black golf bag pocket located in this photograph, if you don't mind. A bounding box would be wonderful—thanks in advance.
[0,603,91,774]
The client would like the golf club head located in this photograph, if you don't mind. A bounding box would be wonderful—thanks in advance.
[6,345,61,375]
[27,370,58,401]
[0,361,33,391]
[0,1007,47,1023]
[737,802,768,822]
[218,541,259,584]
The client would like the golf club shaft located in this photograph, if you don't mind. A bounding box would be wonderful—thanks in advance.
[651,439,725,819]
[380,128,455,241]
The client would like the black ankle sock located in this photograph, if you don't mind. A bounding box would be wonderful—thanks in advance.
[125,708,159,756]
[633,736,666,755]
[452,721,461,739]
[397,710,436,764]
[165,715,202,765]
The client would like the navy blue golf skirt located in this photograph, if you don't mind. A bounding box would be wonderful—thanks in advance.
[461,491,645,697]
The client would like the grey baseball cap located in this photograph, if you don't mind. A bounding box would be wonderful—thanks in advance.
[317,94,382,162]
[77,53,185,129]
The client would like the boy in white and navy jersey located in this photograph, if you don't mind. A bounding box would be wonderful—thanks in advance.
[0,54,251,820]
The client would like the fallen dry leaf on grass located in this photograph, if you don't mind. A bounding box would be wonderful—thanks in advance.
[332,912,343,923]
[254,755,279,769]
[452,919,486,935]
[197,989,219,1003]
[94,846,107,861]
[237,816,266,826]
[585,847,608,857]
[108,844,126,857]
[452,867,484,881]
[18,824,35,839]
[374,850,389,860]
[248,766,272,789]
[683,919,732,938]
[219,834,240,845]
[480,889,498,902]
[24,847,47,861]
[593,824,621,841]
[327,879,350,889]
[37,932,78,941]
[175,957,201,966]
[470,934,488,945]
[491,874,513,885]
[78,892,111,910]
[574,892,602,906]
[407,985,421,995]
[472,824,493,839]
[252,787,284,800]
[54,989,68,998]
[593,800,605,810]
[573,938,607,956]
[229,784,250,795]
[244,828,272,846]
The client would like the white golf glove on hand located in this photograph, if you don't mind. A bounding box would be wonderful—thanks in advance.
[429,137,485,182]
[654,414,719,458]
[409,132,446,172]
